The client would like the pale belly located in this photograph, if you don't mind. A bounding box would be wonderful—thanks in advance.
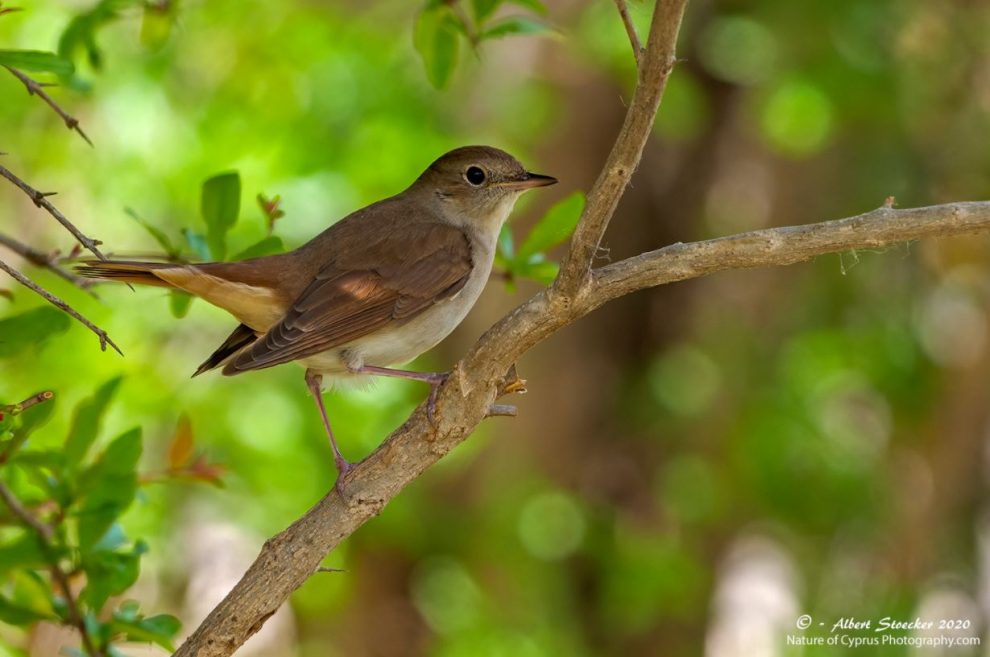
[299,247,493,383]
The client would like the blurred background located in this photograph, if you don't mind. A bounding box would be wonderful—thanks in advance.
[2,0,990,655]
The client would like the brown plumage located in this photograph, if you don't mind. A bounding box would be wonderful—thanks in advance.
[76,145,556,482]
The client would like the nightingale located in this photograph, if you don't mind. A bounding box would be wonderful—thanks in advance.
[78,145,557,484]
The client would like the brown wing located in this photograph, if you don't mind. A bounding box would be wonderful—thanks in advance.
[223,222,472,375]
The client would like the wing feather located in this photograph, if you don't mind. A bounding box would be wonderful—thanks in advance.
[224,222,472,374]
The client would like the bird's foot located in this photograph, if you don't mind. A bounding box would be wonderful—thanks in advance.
[333,456,354,497]
[425,371,450,426]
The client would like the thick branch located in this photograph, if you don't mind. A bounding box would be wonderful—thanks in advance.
[0,256,121,354]
[4,66,93,146]
[173,200,990,657]
[585,201,990,311]
[0,163,106,260]
[553,0,688,298]
[0,232,95,291]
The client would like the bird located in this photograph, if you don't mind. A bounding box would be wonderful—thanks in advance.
[77,146,557,486]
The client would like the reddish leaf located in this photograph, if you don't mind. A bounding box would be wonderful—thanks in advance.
[167,414,193,469]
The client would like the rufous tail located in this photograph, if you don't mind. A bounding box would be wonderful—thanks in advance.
[75,260,178,288]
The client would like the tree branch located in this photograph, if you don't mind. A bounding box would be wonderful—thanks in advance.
[0,163,106,260]
[0,256,121,354]
[553,0,688,299]
[4,66,93,146]
[0,232,96,292]
[613,0,643,65]
[175,198,990,657]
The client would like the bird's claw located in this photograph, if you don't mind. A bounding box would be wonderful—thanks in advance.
[426,372,450,426]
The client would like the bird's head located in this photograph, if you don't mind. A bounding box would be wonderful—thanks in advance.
[414,145,557,230]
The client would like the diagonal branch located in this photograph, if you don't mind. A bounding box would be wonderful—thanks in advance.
[175,199,990,657]
[553,0,688,299]
[0,256,121,354]
[4,66,93,146]
[0,232,96,292]
[613,0,643,65]
[0,163,106,260]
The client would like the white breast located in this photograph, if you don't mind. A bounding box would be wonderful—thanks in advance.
[300,232,497,379]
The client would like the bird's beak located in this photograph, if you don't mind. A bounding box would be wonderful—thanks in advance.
[497,172,558,190]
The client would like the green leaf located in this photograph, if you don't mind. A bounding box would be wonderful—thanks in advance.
[0,307,71,358]
[112,609,181,651]
[507,0,547,14]
[0,50,74,75]
[79,541,146,611]
[471,0,500,22]
[514,257,559,285]
[200,172,242,260]
[232,236,284,261]
[76,428,142,551]
[125,207,177,256]
[517,192,584,259]
[181,229,211,261]
[0,532,48,576]
[0,594,54,625]
[64,377,122,468]
[482,15,549,39]
[169,291,193,319]
[414,7,461,89]
[16,396,56,441]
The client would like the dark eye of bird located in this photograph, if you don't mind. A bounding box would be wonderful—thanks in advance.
[465,166,486,186]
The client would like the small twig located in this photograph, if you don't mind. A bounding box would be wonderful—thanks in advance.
[0,232,96,292]
[445,0,480,47]
[0,480,53,539]
[0,256,122,354]
[315,566,346,574]
[0,163,106,260]
[486,404,517,417]
[4,66,92,146]
[3,389,55,414]
[613,0,643,65]
[0,481,105,657]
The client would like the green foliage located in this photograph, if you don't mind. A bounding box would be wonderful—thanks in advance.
[496,192,584,287]
[0,50,73,75]
[414,0,550,89]
[414,6,461,89]
[58,0,145,78]
[64,377,122,469]
[0,387,192,654]
[201,172,242,260]
[0,307,71,358]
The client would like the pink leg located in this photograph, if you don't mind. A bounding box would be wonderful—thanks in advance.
[356,366,449,424]
[305,370,352,489]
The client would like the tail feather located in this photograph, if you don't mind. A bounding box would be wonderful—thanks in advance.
[75,260,178,288]
[193,323,257,377]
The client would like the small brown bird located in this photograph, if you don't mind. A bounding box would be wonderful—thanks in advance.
[78,146,556,484]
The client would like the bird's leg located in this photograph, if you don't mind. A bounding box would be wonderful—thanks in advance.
[355,365,449,424]
[304,369,352,491]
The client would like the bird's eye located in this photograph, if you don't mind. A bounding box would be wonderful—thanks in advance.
[465,166,486,186]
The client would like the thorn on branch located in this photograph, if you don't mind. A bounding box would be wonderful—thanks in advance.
[0,163,106,260]
[316,566,346,574]
[0,256,122,355]
[4,66,93,146]
[0,232,97,292]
